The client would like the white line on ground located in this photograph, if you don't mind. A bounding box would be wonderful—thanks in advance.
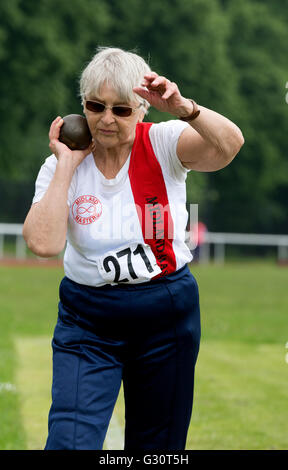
[0,382,17,393]
[15,335,125,450]
[104,411,124,450]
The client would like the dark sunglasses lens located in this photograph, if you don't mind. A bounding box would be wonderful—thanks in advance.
[86,101,133,117]
[113,106,132,117]
[86,101,105,113]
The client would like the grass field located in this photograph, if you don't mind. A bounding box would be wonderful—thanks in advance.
[0,260,287,450]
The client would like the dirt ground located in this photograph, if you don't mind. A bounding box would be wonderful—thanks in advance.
[0,257,63,267]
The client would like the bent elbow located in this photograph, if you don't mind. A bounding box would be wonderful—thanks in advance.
[32,244,63,258]
[30,245,62,258]
[233,125,245,151]
[223,129,245,166]
[23,231,64,258]
[26,241,61,258]
[236,130,245,152]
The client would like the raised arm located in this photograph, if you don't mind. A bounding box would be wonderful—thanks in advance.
[133,72,244,172]
[23,117,91,257]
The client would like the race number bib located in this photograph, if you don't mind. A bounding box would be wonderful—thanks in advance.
[97,243,161,285]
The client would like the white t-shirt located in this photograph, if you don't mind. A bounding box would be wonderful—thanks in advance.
[32,120,193,286]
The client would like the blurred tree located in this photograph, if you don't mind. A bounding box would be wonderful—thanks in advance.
[209,0,288,233]
[0,0,287,233]
[0,0,111,179]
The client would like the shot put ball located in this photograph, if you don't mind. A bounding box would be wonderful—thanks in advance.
[59,114,92,150]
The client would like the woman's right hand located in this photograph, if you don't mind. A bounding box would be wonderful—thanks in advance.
[49,116,92,171]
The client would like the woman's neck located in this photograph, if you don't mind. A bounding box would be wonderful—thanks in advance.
[92,143,132,179]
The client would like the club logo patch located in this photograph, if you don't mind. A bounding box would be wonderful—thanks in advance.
[72,195,102,225]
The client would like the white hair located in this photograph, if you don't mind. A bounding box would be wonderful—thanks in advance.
[79,47,151,113]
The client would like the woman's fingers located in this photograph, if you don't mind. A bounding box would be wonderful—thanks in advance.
[49,116,63,141]
[162,82,178,100]
[135,72,185,115]
[141,73,179,101]
[142,73,163,90]
[48,117,72,158]
[143,74,168,92]
[142,71,158,83]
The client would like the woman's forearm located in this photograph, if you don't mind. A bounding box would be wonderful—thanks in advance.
[23,158,74,257]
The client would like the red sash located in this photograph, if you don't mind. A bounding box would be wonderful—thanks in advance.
[128,122,177,277]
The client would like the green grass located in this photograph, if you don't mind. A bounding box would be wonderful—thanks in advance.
[0,261,287,449]
[0,264,63,449]
[190,341,287,449]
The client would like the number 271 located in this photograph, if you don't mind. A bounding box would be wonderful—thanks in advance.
[103,244,154,283]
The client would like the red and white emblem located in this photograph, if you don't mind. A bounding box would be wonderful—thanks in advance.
[72,195,102,225]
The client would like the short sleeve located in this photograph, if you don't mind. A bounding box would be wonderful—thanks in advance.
[148,120,190,183]
[32,154,75,207]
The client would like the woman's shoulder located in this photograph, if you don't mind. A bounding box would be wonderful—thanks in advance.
[42,153,57,167]
[149,119,189,133]
[147,120,190,182]
[148,119,189,158]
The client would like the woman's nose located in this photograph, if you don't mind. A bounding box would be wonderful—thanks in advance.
[100,108,115,125]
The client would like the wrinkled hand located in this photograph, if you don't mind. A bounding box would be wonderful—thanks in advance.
[49,116,92,169]
[133,72,193,117]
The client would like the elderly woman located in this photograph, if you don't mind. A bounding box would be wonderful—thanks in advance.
[23,47,244,450]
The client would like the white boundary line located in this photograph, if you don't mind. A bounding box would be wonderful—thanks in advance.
[104,411,124,450]
[14,335,124,450]
[0,382,17,393]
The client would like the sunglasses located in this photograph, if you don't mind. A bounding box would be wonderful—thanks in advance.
[85,99,142,117]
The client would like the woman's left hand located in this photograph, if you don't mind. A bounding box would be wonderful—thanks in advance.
[133,72,193,117]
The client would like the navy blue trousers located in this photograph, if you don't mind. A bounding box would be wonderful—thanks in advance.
[45,264,201,450]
